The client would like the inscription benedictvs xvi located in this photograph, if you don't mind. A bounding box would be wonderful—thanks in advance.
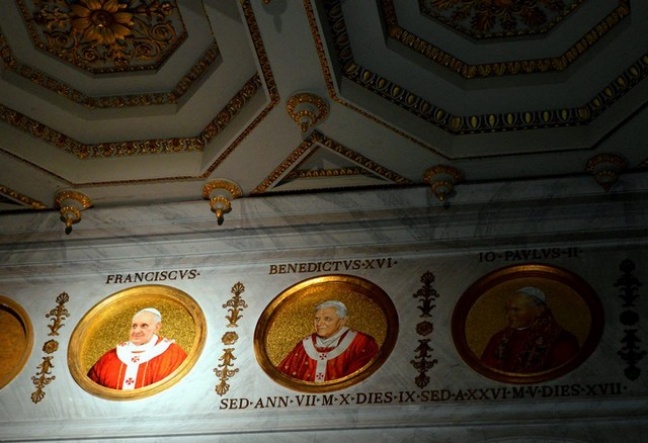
[269,258,396,275]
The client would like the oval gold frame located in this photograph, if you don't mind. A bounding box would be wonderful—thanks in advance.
[452,263,603,384]
[0,295,34,389]
[68,284,206,400]
[254,274,399,392]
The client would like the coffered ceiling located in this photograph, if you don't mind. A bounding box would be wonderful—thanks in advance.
[1,0,647,214]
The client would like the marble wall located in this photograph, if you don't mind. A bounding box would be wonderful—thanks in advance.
[0,176,646,442]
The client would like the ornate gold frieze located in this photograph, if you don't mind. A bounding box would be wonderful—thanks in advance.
[382,0,629,78]
[0,184,47,210]
[418,0,586,39]
[320,0,647,135]
[251,131,413,194]
[18,0,186,74]
[285,166,370,180]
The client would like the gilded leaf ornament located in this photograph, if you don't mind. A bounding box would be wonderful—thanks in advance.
[214,283,246,396]
[31,355,56,404]
[223,282,248,328]
[46,292,70,336]
[31,293,68,403]
[411,271,439,388]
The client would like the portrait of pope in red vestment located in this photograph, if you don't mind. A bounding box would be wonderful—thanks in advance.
[277,300,379,383]
[480,286,580,373]
[87,307,187,390]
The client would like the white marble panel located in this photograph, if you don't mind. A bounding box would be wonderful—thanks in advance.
[0,177,647,441]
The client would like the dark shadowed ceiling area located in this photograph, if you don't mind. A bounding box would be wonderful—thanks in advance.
[1,0,646,214]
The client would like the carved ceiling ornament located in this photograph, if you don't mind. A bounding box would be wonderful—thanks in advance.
[19,0,186,73]
[286,92,330,133]
[54,189,93,234]
[202,179,243,225]
[586,153,628,192]
[423,165,464,202]
[419,0,585,39]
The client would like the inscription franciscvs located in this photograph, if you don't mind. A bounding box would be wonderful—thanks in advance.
[105,269,200,284]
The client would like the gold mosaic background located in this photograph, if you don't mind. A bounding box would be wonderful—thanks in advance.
[264,281,389,366]
[465,278,592,358]
[80,296,196,374]
[0,306,29,386]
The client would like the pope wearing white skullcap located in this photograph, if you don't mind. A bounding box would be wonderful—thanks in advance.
[88,307,187,390]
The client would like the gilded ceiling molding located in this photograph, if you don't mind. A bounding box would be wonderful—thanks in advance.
[322,0,648,135]
[0,31,220,108]
[303,0,443,156]
[201,75,264,144]
[240,0,280,105]
[284,166,370,180]
[202,0,280,176]
[18,0,186,74]
[418,0,586,39]
[0,75,262,159]
[252,131,323,194]
[0,184,47,210]
[314,132,413,185]
[0,1,277,190]
[0,103,202,158]
[382,0,630,78]
[251,130,413,195]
